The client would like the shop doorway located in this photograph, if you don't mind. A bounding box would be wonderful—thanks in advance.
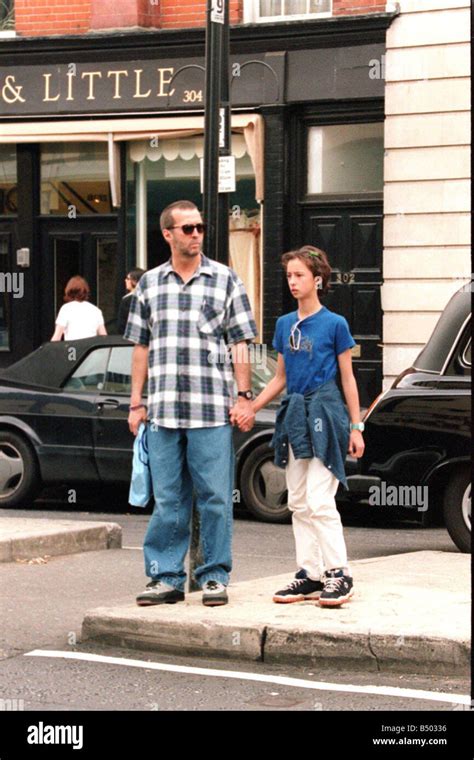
[40,221,119,343]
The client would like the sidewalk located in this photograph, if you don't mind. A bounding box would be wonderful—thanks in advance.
[82,550,470,675]
[0,517,122,562]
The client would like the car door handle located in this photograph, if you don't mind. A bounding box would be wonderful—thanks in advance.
[97,398,120,409]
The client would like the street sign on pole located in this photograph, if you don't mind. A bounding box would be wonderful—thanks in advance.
[210,0,225,24]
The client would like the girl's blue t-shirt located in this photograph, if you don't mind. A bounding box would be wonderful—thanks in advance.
[273,306,356,394]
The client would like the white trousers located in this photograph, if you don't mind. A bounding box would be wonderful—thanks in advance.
[286,447,348,580]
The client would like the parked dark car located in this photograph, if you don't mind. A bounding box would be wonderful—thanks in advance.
[0,283,470,549]
[347,282,471,553]
[0,336,285,522]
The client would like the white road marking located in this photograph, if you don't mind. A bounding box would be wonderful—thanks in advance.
[25,650,470,706]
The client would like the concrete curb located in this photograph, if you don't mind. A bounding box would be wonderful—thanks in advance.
[263,629,470,675]
[0,518,122,562]
[82,610,265,662]
[81,551,471,675]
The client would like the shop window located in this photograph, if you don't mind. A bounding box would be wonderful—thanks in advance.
[307,123,384,195]
[244,0,331,22]
[0,235,11,350]
[126,133,262,334]
[0,146,17,215]
[40,142,113,216]
[0,0,14,33]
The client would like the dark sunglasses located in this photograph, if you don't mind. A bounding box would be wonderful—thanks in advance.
[168,223,206,235]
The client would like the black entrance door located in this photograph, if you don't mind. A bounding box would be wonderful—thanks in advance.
[289,111,385,409]
[40,221,120,344]
[297,203,383,408]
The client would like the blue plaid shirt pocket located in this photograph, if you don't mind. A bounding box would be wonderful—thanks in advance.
[198,301,225,336]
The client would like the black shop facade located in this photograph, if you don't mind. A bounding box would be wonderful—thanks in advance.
[0,12,395,406]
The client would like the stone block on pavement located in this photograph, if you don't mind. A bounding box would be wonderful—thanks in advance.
[0,518,122,562]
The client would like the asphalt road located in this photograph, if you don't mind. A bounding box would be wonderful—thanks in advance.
[0,500,468,724]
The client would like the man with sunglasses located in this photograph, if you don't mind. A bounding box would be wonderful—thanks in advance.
[125,200,258,608]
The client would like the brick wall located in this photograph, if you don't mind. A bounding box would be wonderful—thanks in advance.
[14,0,386,37]
[159,0,242,28]
[15,0,92,36]
[90,0,161,31]
[333,0,386,15]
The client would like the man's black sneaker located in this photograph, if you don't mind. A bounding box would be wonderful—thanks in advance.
[136,580,185,606]
[202,580,228,607]
[273,577,324,603]
[319,569,354,607]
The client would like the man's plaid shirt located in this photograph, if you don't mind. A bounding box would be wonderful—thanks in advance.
[124,255,258,428]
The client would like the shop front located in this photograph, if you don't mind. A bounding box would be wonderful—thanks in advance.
[0,14,395,405]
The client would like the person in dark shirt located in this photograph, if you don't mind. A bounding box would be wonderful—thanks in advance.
[117,268,146,335]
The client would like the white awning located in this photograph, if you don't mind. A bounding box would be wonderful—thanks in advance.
[0,113,264,204]
[128,133,248,162]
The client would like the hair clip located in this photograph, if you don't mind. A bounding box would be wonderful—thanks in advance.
[307,249,321,259]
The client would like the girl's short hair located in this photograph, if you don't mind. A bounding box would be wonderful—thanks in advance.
[281,246,331,294]
[64,276,90,303]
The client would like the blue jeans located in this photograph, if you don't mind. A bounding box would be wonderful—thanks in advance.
[144,424,234,591]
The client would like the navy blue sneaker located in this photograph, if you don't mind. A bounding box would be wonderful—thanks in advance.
[273,577,324,603]
[319,569,354,607]
[294,568,308,580]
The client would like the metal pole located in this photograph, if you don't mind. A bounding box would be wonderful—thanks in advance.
[189,0,229,593]
[202,0,224,263]
[136,160,147,269]
[217,0,231,264]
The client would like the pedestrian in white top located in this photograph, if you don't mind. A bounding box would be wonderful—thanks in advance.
[51,276,107,341]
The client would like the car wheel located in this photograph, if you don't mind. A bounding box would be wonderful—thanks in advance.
[239,442,290,523]
[443,465,471,553]
[0,431,41,508]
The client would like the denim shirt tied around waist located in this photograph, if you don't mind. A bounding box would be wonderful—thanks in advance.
[270,379,350,489]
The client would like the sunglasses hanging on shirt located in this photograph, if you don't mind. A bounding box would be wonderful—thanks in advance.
[289,322,302,351]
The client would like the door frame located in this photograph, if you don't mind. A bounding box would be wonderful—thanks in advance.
[288,101,385,407]
[39,217,118,344]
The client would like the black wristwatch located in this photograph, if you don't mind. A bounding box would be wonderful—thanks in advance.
[237,390,254,400]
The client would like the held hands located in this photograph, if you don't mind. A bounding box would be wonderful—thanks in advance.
[348,429,365,458]
[229,398,256,432]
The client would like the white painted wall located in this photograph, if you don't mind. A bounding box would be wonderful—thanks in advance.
[382,0,471,388]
